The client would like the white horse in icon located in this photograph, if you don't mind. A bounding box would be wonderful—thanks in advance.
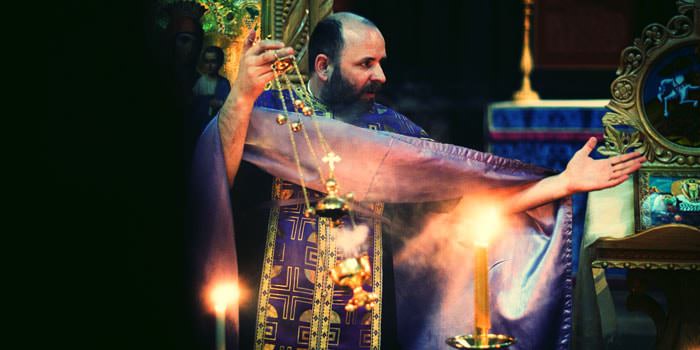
[657,73,700,118]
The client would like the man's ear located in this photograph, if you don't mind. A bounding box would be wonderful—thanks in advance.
[314,54,332,81]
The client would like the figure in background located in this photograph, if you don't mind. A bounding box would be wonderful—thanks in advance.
[169,13,204,104]
[192,46,231,134]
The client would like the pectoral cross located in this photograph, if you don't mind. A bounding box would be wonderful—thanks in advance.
[322,152,341,174]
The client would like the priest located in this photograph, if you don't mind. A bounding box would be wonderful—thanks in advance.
[191,12,645,350]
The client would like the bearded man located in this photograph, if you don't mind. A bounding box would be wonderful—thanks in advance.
[192,12,645,349]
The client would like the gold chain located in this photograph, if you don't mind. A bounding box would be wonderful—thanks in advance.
[272,70,313,212]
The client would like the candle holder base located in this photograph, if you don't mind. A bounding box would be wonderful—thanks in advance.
[445,334,516,349]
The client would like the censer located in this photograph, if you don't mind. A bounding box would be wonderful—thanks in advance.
[270,53,377,311]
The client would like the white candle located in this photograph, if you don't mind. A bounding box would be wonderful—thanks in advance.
[215,304,226,350]
[210,283,240,350]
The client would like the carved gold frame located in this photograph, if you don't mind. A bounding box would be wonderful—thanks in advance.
[598,0,700,166]
[634,167,700,231]
[261,0,333,80]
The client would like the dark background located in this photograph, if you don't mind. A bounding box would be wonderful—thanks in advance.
[42,0,679,349]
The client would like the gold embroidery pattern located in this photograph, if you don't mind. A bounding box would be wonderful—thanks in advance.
[255,178,284,349]
[308,217,337,350]
[252,94,395,348]
[370,203,384,350]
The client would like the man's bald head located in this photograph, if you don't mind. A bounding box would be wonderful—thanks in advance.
[307,12,386,118]
[308,12,378,67]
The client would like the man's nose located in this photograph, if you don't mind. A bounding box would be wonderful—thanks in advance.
[371,64,386,84]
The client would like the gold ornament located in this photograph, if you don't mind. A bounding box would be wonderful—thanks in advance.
[269,53,377,315]
[330,254,379,312]
[303,207,316,218]
[271,54,294,75]
[293,99,305,110]
[276,114,288,125]
[302,106,314,116]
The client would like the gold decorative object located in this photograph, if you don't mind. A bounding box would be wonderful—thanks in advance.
[270,52,374,314]
[329,254,378,312]
[270,54,354,225]
[275,113,288,125]
[588,3,700,348]
[447,210,516,349]
[315,153,352,223]
[302,106,314,116]
[513,0,540,102]
[598,0,699,165]
[315,179,349,223]
[262,0,333,81]
[446,334,516,349]
[293,99,305,109]
[197,0,261,82]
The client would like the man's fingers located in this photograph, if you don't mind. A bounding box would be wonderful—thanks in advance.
[243,28,256,51]
[249,40,286,55]
[250,47,295,66]
[257,71,275,84]
[611,161,642,177]
[579,137,598,156]
[607,174,629,188]
[611,151,644,165]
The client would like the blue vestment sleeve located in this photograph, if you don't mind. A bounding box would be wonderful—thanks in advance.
[191,107,573,350]
[243,107,554,203]
[190,117,240,347]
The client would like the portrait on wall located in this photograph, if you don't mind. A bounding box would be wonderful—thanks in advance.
[641,42,700,148]
[637,168,700,230]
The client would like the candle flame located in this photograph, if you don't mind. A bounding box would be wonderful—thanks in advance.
[210,282,240,313]
[454,200,504,247]
[474,206,502,247]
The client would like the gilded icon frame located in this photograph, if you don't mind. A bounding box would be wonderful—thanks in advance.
[598,0,700,166]
[635,167,700,230]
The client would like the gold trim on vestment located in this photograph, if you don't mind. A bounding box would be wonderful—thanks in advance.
[308,217,336,349]
[370,203,384,349]
[255,178,284,349]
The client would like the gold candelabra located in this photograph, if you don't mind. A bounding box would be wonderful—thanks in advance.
[513,0,540,102]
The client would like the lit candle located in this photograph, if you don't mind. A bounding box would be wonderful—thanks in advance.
[471,206,502,345]
[215,304,226,350]
[474,239,490,343]
[210,283,240,350]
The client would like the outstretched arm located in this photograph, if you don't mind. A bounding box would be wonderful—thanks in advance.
[218,30,294,186]
[505,137,645,213]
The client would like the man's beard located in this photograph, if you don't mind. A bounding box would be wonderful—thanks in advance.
[319,68,382,118]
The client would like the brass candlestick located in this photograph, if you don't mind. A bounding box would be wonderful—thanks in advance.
[513,0,540,101]
[446,237,516,349]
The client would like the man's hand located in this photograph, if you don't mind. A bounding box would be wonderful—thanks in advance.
[230,29,295,103]
[217,29,294,186]
[561,137,646,193]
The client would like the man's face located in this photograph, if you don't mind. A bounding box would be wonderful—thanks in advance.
[175,32,198,64]
[320,23,387,113]
[202,52,221,76]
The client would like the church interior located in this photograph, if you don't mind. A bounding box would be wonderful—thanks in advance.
[45,0,699,349]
